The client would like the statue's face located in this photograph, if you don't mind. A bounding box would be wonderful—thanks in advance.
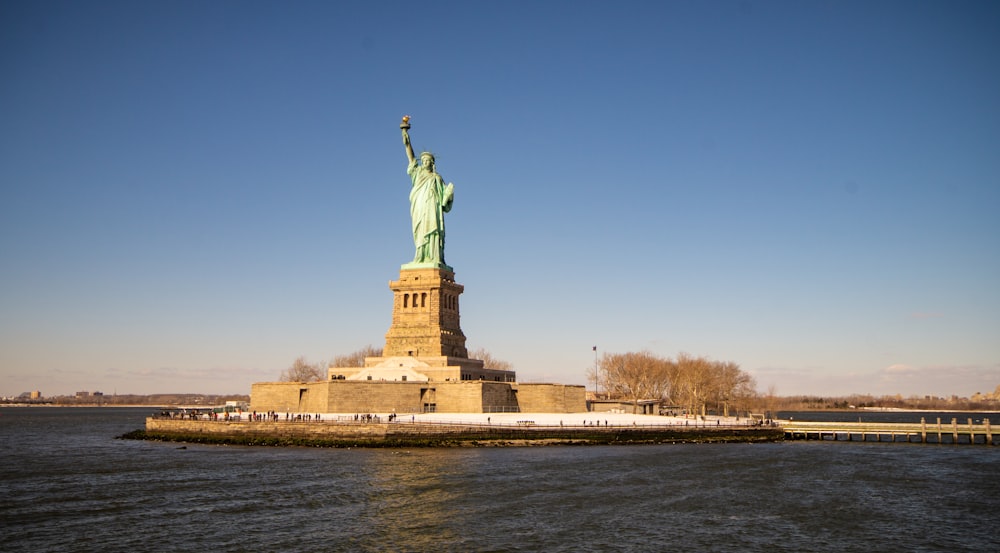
[421,155,435,171]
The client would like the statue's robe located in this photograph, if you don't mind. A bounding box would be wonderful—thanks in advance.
[407,159,453,266]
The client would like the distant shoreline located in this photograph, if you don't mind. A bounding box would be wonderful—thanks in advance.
[0,403,204,409]
[3,403,998,414]
[782,407,1000,414]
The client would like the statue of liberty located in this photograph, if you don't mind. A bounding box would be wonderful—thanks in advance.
[400,116,454,269]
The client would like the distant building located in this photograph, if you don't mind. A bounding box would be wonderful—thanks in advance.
[587,398,666,415]
[30,390,41,399]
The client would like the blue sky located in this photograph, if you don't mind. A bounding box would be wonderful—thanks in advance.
[2,1,998,398]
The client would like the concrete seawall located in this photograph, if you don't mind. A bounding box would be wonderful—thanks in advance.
[135,418,784,447]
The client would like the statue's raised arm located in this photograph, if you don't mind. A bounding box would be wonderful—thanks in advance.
[401,115,415,165]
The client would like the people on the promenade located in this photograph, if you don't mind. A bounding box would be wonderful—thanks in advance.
[159,410,770,432]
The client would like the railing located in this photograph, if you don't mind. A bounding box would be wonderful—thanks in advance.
[482,405,521,413]
[373,418,774,430]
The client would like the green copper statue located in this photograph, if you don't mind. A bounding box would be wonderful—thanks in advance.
[400,115,454,269]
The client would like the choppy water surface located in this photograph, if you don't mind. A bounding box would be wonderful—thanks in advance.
[1,407,998,552]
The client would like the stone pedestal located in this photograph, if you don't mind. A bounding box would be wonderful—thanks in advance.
[384,267,468,358]
[327,267,516,384]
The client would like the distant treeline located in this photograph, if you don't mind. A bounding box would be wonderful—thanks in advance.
[768,393,999,412]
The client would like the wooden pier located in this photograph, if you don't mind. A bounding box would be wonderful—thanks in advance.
[784,417,995,445]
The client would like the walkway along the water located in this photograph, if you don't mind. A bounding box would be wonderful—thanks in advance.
[783,417,996,445]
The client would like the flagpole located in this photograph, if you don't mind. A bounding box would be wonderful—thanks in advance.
[592,345,598,399]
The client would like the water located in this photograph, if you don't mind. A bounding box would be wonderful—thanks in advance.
[2,407,998,552]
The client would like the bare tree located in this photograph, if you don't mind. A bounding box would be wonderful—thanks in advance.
[763,385,779,418]
[710,360,755,416]
[468,347,513,371]
[279,356,324,382]
[596,350,672,413]
[331,345,383,368]
[672,353,757,417]
[675,352,714,416]
[594,350,757,417]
